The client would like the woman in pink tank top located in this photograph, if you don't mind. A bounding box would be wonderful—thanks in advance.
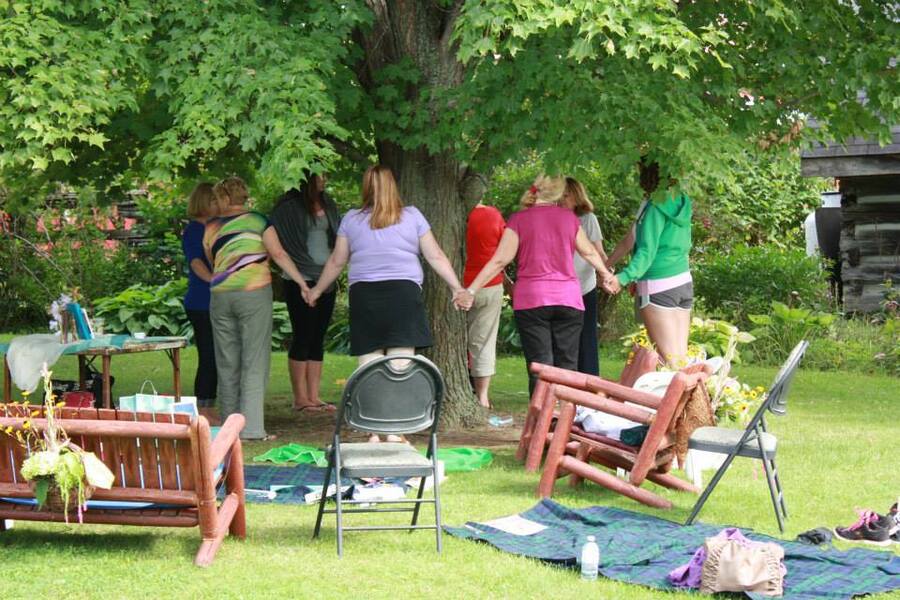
[457,175,616,395]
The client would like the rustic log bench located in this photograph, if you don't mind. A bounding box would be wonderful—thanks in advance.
[0,406,246,567]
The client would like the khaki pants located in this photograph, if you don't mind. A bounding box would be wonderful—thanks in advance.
[210,286,273,439]
[466,285,504,377]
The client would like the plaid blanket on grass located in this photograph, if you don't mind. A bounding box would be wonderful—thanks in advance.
[231,465,352,505]
[446,499,900,600]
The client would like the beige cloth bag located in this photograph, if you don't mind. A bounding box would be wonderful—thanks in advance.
[700,536,785,596]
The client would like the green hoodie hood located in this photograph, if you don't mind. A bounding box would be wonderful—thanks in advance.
[655,193,692,227]
[617,194,692,285]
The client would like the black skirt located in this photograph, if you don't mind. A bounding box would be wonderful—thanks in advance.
[349,280,433,355]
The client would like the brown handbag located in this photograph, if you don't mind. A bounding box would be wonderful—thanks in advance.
[700,536,785,596]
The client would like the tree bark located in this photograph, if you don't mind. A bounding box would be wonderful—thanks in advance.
[356,1,481,426]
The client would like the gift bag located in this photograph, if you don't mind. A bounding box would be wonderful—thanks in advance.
[118,380,198,417]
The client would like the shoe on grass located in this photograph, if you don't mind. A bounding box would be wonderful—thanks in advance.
[834,509,893,546]
[888,501,900,543]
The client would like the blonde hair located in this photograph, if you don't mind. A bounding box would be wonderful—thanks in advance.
[564,177,594,215]
[520,175,566,208]
[213,176,249,207]
[361,165,403,229]
[187,183,217,218]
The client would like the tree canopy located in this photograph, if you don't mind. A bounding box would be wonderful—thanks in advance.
[1,0,897,203]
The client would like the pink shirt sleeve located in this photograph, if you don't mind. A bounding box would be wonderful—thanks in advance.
[506,211,520,233]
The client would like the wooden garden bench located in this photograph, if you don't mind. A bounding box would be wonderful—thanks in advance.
[0,406,246,566]
[516,345,660,471]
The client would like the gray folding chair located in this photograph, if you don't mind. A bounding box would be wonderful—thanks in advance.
[685,340,808,532]
[312,354,444,556]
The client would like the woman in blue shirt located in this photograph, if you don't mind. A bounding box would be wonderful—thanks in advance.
[182,183,219,423]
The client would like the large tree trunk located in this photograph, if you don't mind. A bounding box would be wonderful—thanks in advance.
[356,1,482,426]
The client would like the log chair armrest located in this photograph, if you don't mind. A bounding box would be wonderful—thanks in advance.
[585,379,662,409]
[554,385,655,425]
[208,414,246,471]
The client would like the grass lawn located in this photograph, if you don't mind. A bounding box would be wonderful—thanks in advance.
[1,346,898,599]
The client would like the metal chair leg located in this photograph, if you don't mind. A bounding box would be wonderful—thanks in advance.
[685,450,740,526]
[313,448,334,539]
[333,442,344,557]
[432,435,443,553]
[761,454,784,533]
[770,456,788,519]
[410,475,428,527]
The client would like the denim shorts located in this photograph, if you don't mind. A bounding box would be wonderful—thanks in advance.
[636,281,694,311]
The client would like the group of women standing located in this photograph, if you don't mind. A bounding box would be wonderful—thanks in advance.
[181,163,693,440]
[457,169,694,405]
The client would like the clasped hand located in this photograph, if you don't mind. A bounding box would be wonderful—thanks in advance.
[452,288,474,311]
[302,286,321,307]
[600,273,621,295]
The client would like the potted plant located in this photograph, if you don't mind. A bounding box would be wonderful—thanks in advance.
[3,364,114,522]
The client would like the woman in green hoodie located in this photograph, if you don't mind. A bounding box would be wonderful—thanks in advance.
[606,162,693,367]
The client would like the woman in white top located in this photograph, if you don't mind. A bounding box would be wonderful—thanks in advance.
[562,177,608,376]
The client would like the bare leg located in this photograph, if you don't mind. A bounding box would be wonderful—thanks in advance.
[306,360,324,404]
[640,305,691,368]
[473,376,492,409]
[358,350,385,367]
[289,359,310,409]
[386,346,415,370]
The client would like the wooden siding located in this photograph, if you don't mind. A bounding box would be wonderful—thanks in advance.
[839,176,900,313]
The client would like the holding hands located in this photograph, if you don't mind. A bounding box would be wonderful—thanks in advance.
[453,287,475,311]
[600,273,621,295]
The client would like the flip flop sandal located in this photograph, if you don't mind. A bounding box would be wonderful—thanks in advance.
[295,403,337,413]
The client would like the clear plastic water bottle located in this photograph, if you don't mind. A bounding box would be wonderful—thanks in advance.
[580,535,600,581]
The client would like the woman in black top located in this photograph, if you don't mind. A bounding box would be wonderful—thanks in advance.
[270,173,341,413]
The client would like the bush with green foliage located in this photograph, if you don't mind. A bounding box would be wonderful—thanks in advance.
[93,280,292,351]
[621,317,755,364]
[693,244,830,326]
[748,301,834,365]
[802,317,900,377]
[93,280,192,338]
[690,148,827,253]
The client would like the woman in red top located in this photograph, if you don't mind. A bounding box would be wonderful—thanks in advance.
[463,202,506,408]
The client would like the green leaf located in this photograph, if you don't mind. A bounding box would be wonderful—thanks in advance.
[33,478,49,507]
[648,54,667,71]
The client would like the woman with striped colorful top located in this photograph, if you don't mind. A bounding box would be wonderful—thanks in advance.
[203,176,309,441]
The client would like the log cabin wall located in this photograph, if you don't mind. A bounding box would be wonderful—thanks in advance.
[801,125,900,314]
[839,176,900,313]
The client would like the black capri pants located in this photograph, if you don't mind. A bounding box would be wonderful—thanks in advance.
[284,279,337,361]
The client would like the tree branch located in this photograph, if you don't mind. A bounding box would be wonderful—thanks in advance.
[325,135,371,167]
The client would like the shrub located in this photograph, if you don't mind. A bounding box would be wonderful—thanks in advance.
[324,298,351,355]
[94,280,291,351]
[621,317,755,365]
[747,301,834,365]
[94,280,192,338]
[802,317,900,376]
[690,148,826,253]
[693,244,830,326]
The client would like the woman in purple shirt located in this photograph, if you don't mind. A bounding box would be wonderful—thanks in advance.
[307,165,464,370]
[457,176,616,394]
